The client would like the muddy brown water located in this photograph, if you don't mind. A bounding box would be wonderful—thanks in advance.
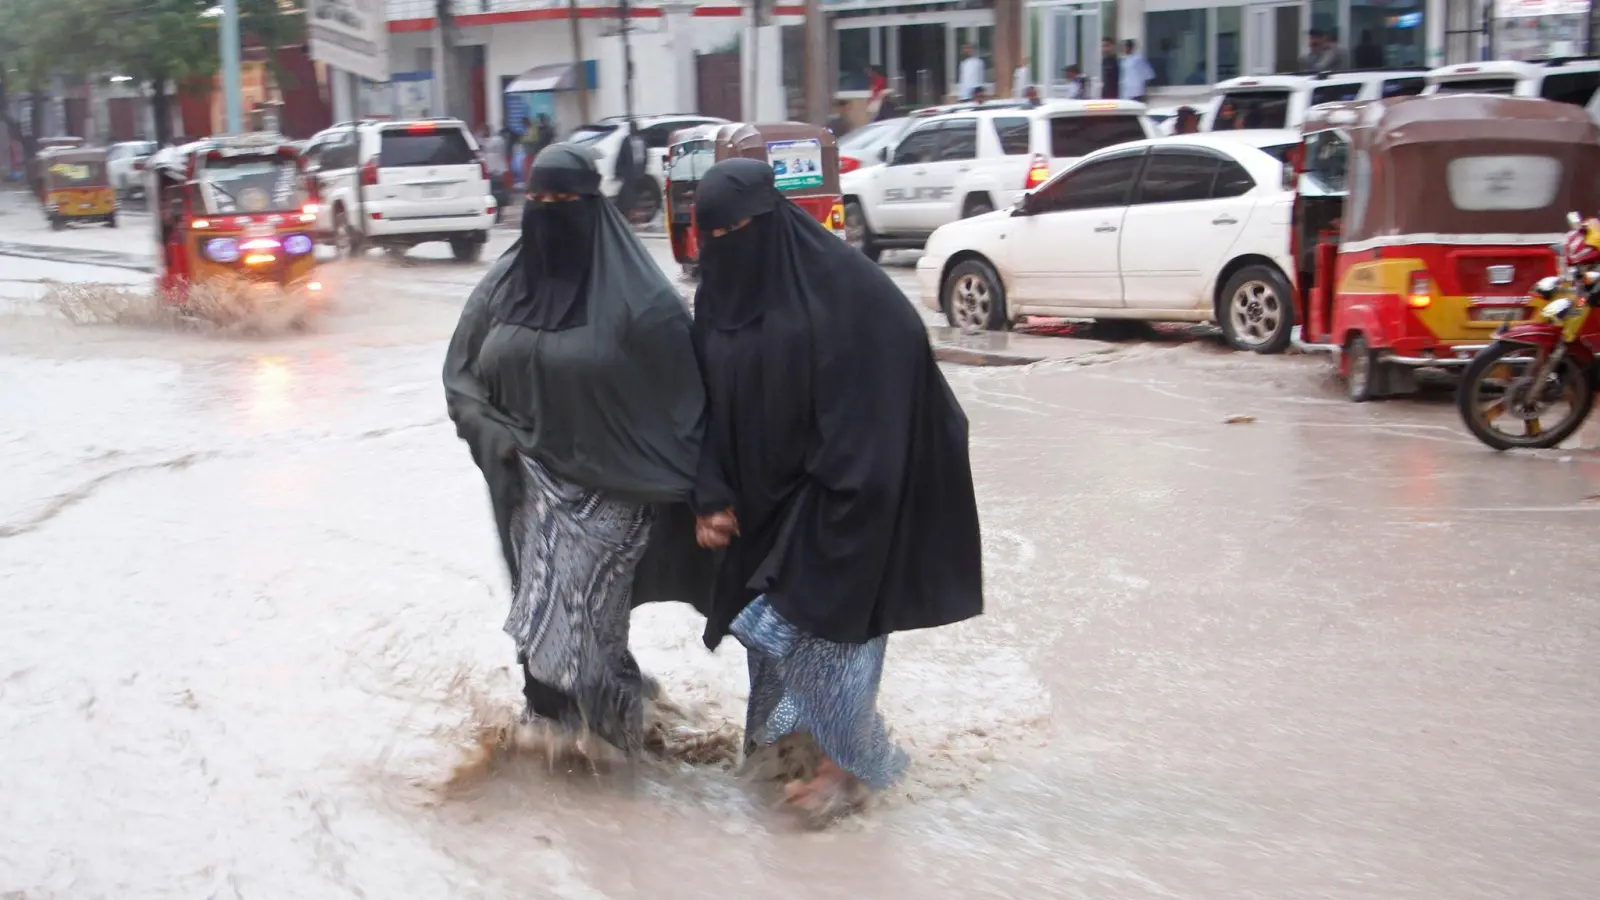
[2,249,1599,899]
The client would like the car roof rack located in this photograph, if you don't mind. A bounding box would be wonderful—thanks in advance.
[1542,55,1600,66]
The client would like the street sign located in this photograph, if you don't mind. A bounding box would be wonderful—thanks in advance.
[308,0,391,84]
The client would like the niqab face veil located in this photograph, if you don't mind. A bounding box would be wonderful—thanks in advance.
[692,158,784,331]
[498,143,604,331]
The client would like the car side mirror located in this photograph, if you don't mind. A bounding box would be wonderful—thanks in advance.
[878,146,889,163]
[1012,193,1032,215]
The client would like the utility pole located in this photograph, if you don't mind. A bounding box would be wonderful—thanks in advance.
[620,0,636,123]
[221,0,243,133]
[566,0,591,121]
[803,0,828,125]
[747,0,762,120]
[435,0,454,118]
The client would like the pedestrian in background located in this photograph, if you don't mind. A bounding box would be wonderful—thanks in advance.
[827,99,853,138]
[1013,55,1031,99]
[689,158,985,824]
[479,123,510,221]
[1300,28,1349,72]
[1174,106,1201,134]
[1058,64,1086,99]
[957,43,986,101]
[443,144,713,753]
[1099,37,1121,100]
[1120,39,1155,102]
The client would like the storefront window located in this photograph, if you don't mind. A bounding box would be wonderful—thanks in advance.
[1494,7,1589,60]
[976,24,996,85]
[1216,6,1243,80]
[1351,0,1426,67]
[839,28,873,92]
[1146,10,1210,87]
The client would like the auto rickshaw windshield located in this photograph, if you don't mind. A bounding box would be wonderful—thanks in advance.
[198,155,305,214]
[667,140,715,182]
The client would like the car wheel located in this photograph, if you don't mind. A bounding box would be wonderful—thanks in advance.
[963,197,993,218]
[1344,333,1379,403]
[943,259,1008,332]
[450,235,483,263]
[844,200,881,263]
[338,214,365,258]
[628,178,662,225]
[1219,264,1294,354]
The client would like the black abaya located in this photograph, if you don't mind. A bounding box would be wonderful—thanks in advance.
[690,158,983,648]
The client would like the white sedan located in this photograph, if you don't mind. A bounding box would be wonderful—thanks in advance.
[916,131,1301,353]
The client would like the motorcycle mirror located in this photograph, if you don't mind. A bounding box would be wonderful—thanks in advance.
[1568,211,1583,228]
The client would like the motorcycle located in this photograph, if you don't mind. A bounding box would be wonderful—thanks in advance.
[1457,212,1600,451]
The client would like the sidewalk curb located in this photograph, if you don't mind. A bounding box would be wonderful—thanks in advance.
[930,342,1043,367]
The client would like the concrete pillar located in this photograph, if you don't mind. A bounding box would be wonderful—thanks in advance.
[994,0,1023,99]
[331,68,357,122]
[662,2,698,115]
[1425,0,1447,67]
[1117,0,1144,50]
[803,0,831,125]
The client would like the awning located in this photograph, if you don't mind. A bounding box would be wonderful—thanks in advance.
[504,63,583,94]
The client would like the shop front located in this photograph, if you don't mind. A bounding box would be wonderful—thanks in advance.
[831,0,1002,106]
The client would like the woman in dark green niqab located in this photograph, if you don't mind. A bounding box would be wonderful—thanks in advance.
[443,143,713,754]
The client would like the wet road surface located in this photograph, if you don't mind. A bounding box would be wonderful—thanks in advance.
[2,198,1599,899]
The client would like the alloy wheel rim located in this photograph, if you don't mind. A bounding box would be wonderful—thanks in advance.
[952,273,991,329]
[1230,280,1281,346]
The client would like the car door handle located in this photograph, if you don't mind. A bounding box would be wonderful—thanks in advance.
[1094,225,1118,233]
[1212,215,1238,225]
[957,165,971,172]
[912,168,928,175]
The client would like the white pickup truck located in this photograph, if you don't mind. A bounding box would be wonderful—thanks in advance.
[842,100,1154,261]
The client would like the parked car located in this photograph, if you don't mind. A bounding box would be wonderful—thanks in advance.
[106,140,157,196]
[917,131,1300,353]
[1202,69,1427,132]
[844,100,1155,261]
[567,114,729,222]
[300,117,496,262]
[836,99,1034,175]
[1423,57,1600,108]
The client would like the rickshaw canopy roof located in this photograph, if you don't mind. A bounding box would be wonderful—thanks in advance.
[1304,95,1600,248]
[38,147,107,164]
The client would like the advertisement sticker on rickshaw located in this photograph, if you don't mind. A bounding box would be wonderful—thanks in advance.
[49,163,91,180]
[766,139,824,191]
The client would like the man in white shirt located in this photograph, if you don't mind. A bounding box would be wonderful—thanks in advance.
[1120,39,1156,102]
[1012,55,1031,99]
[957,44,986,101]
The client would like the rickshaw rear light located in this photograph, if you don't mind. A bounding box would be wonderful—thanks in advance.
[1407,272,1432,308]
[830,201,845,231]
[193,218,211,229]
[244,253,276,266]
[839,155,861,174]
[1024,154,1050,190]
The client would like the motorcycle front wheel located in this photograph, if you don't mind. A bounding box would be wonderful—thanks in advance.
[1457,341,1595,451]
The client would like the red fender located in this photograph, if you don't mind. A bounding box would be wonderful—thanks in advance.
[1496,320,1570,354]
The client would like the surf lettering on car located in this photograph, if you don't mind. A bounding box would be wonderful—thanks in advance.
[883,186,955,203]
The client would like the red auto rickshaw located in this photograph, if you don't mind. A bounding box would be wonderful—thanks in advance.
[665,121,845,277]
[1291,94,1600,401]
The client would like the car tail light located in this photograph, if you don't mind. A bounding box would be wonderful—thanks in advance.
[829,200,845,232]
[360,155,380,187]
[839,155,861,174]
[407,121,437,134]
[1024,154,1050,190]
[1408,271,1432,308]
[476,153,490,181]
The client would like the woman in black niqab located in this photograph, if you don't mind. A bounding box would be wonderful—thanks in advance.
[443,143,714,754]
[690,158,984,819]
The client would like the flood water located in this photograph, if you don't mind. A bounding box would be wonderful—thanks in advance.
[2,212,1599,899]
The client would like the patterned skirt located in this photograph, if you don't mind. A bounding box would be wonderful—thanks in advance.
[505,452,654,753]
[732,596,909,791]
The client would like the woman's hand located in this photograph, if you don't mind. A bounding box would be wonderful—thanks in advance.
[695,509,739,549]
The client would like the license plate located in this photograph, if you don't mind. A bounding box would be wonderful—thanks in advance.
[78,203,93,209]
[420,185,445,199]
[1472,307,1523,322]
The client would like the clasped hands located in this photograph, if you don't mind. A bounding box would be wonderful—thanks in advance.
[695,508,739,549]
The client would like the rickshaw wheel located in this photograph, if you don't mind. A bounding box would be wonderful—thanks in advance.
[49,216,64,232]
[1344,334,1380,403]
[105,214,117,229]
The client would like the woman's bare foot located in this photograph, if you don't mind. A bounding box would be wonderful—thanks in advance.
[781,757,866,824]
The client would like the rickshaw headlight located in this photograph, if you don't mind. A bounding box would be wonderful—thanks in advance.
[204,238,240,263]
[1533,275,1560,298]
[283,234,314,256]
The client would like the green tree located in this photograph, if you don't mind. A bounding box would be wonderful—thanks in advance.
[0,0,82,187]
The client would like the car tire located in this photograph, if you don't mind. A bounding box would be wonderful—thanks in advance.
[963,197,994,218]
[1344,333,1380,403]
[450,235,483,263]
[943,258,1008,332]
[844,200,882,263]
[339,215,365,258]
[1219,264,1295,354]
[628,178,662,226]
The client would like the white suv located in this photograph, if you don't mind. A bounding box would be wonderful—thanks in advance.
[302,118,496,262]
[567,114,729,222]
[1201,70,1428,131]
[842,101,1155,261]
[107,141,157,196]
[1424,58,1600,108]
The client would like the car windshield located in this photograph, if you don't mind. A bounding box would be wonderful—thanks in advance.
[837,120,899,153]
[379,127,476,167]
[47,160,106,185]
[1433,78,1517,94]
[667,140,715,182]
[199,156,303,214]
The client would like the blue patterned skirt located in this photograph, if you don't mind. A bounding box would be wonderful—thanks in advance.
[505,453,653,752]
[731,596,909,790]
